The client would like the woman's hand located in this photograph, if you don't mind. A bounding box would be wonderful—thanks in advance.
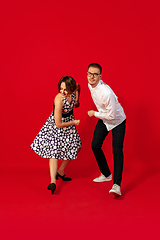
[73,120,80,125]
[74,100,80,108]
[88,110,95,117]
[74,83,80,108]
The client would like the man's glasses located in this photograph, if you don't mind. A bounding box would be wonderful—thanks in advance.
[87,72,100,77]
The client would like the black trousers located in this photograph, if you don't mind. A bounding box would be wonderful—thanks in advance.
[91,119,126,186]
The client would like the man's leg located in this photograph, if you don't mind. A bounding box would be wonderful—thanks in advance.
[91,119,111,177]
[112,120,126,186]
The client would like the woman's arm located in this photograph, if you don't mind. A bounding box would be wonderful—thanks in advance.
[54,94,80,128]
[74,83,80,108]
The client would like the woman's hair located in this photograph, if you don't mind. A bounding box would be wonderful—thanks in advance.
[58,76,77,93]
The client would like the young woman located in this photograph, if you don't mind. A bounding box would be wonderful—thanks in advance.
[30,76,81,194]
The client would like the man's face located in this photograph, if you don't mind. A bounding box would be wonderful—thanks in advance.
[87,67,101,88]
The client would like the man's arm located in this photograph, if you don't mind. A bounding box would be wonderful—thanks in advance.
[88,92,117,121]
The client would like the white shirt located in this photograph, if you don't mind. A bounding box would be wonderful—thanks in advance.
[88,80,126,131]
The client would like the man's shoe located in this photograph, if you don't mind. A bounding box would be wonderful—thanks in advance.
[93,173,112,182]
[109,184,121,196]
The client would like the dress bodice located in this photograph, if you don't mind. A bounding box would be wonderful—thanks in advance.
[62,93,75,114]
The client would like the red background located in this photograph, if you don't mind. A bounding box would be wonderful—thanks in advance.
[0,0,160,239]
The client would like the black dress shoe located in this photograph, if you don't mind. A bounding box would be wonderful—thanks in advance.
[47,183,56,194]
[56,172,72,181]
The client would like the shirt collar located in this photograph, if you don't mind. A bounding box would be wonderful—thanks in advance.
[89,80,102,91]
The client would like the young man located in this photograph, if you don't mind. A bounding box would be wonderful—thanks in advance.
[87,63,126,196]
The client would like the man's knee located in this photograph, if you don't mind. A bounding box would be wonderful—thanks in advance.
[91,142,96,150]
[91,141,99,151]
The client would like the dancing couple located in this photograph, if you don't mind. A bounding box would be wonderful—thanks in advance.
[30,63,126,196]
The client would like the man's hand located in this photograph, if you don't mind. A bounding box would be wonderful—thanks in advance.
[88,110,95,117]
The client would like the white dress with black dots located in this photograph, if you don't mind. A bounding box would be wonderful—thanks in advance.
[30,93,82,160]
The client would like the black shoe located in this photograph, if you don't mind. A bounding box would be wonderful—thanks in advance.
[56,172,72,181]
[47,183,56,194]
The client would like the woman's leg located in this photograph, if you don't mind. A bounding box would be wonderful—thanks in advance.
[57,160,72,176]
[57,147,81,175]
[49,158,58,183]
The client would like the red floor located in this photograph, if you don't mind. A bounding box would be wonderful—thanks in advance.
[1,153,160,240]
[1,1,160,239]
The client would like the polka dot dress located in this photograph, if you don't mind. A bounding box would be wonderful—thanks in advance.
[30,93,82,160]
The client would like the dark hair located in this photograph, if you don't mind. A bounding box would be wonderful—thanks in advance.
[88,63,102,74]
[58,76,77,94]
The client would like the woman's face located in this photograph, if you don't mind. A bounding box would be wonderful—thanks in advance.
[60,82,69,98]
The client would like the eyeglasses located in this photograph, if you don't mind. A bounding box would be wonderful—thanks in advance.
[87,72,100,77]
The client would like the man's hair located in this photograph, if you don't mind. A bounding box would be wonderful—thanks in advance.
[88,63,102,74]
[58,76,77,93]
